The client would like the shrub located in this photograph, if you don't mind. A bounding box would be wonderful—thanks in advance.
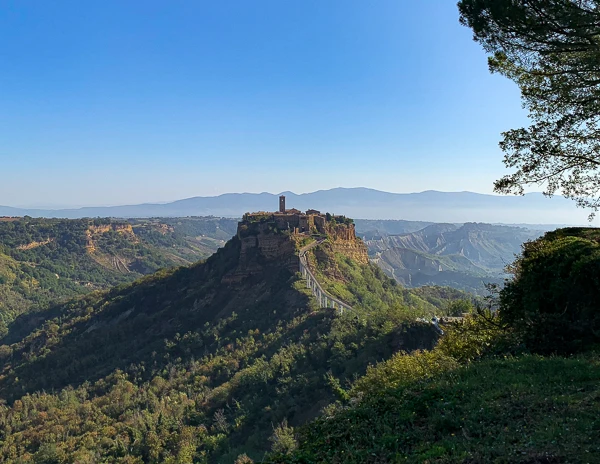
[234,454,254,464]
[500,232,600,354]
[436,310,515,363]
[269,419,297,455]
[350,349,458,397]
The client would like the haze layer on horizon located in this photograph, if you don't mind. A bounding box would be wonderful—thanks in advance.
[2,1,529,208]
[2,188,597,226]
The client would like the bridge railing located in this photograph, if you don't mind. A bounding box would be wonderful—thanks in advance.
[298,239,355,315]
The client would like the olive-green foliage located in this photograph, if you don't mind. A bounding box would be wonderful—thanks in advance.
[349,349,459,398]
[0,217,237,331]
[267,228,600,463]
[269,420,297,455]
[435,310,513,363]
[310,242,438,320]
[0,233,446,463]
[269,353,600,464]
[410,286,477,314]
[500,228,600,354]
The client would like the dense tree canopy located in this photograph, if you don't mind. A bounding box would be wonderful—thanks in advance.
[0,231,456,462]
[458,0,600,216]
[499,227,600,354]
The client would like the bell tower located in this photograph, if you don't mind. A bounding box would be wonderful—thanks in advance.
[279,195,286,213]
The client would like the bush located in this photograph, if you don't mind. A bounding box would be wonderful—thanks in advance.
[436,310,515,363]
[500,231,600,354]
[350,349,458,397]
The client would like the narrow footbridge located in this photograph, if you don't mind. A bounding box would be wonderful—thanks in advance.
[298,238,355,315]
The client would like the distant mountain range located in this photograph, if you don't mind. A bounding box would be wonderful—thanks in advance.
[0,188,592,224]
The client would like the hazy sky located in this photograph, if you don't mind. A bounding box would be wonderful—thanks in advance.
[1,0,530,207]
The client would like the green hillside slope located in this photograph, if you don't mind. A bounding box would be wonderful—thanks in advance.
[0,220,453,463]
[270,353,600,464]
[0,217,237,333]
[267,227,600,464]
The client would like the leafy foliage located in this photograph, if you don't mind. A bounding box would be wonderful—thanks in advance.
[266,227,600,463]
[410,287,478,315]
[268,353,600,463]
[500,227,600,354]
[0,230,447,462]
[309,241,439,320]
[435,310,513,363]
[349,349,459,398]
[458,0,600,215]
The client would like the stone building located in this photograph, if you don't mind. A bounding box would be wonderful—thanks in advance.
[242,196,329,235]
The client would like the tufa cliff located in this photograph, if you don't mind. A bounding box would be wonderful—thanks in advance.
[223,212,368,283]
[325,222,369,265]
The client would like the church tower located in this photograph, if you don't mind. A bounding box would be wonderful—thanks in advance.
[279,195,286,213]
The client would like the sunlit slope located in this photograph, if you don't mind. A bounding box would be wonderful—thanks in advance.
[0,217,237,331]
[271,354,600,464]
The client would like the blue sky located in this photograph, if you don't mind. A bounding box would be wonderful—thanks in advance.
[0,0,529,207]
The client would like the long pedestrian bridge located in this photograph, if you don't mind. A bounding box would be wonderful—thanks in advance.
[298,238,355,315]
[298,238,457,331]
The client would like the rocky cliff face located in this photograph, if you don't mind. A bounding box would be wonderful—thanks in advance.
[225,219,368,283]
[86,223,138,253]
[223,222,299,283]
[364,222,543,295]
[366,223,541,270]
[325,222,369,265]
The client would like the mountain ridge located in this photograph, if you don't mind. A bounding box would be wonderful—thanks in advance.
[365,222,542,294]
[0,188,590,224]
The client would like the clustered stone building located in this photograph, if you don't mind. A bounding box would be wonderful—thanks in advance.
[242,195,331,235]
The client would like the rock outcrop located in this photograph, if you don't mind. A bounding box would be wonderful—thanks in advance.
[326,223,369,265]
[224,215,368,283]
[86,224,137,253]
[223,222,299,283]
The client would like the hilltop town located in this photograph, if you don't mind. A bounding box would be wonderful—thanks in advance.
[241,195,353,236]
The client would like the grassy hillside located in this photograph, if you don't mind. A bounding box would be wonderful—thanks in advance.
[266,227,600,464]
[0,217,237,334]
[2,220,594,463]
[0,229,455,462]
[270,352,600,463]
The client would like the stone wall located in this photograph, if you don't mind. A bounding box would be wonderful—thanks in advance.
[313,216,326,234]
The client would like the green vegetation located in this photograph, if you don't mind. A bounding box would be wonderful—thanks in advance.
[270,351,600,463]
[0,229,450,462]
[3,220,599,463]
[266,227,600,463]
[0,216,237,334]
[411,286,477,317]
[500,227,600,355]
[311,244,421,316]
[308,241,471,319]
[329,215,353,226]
